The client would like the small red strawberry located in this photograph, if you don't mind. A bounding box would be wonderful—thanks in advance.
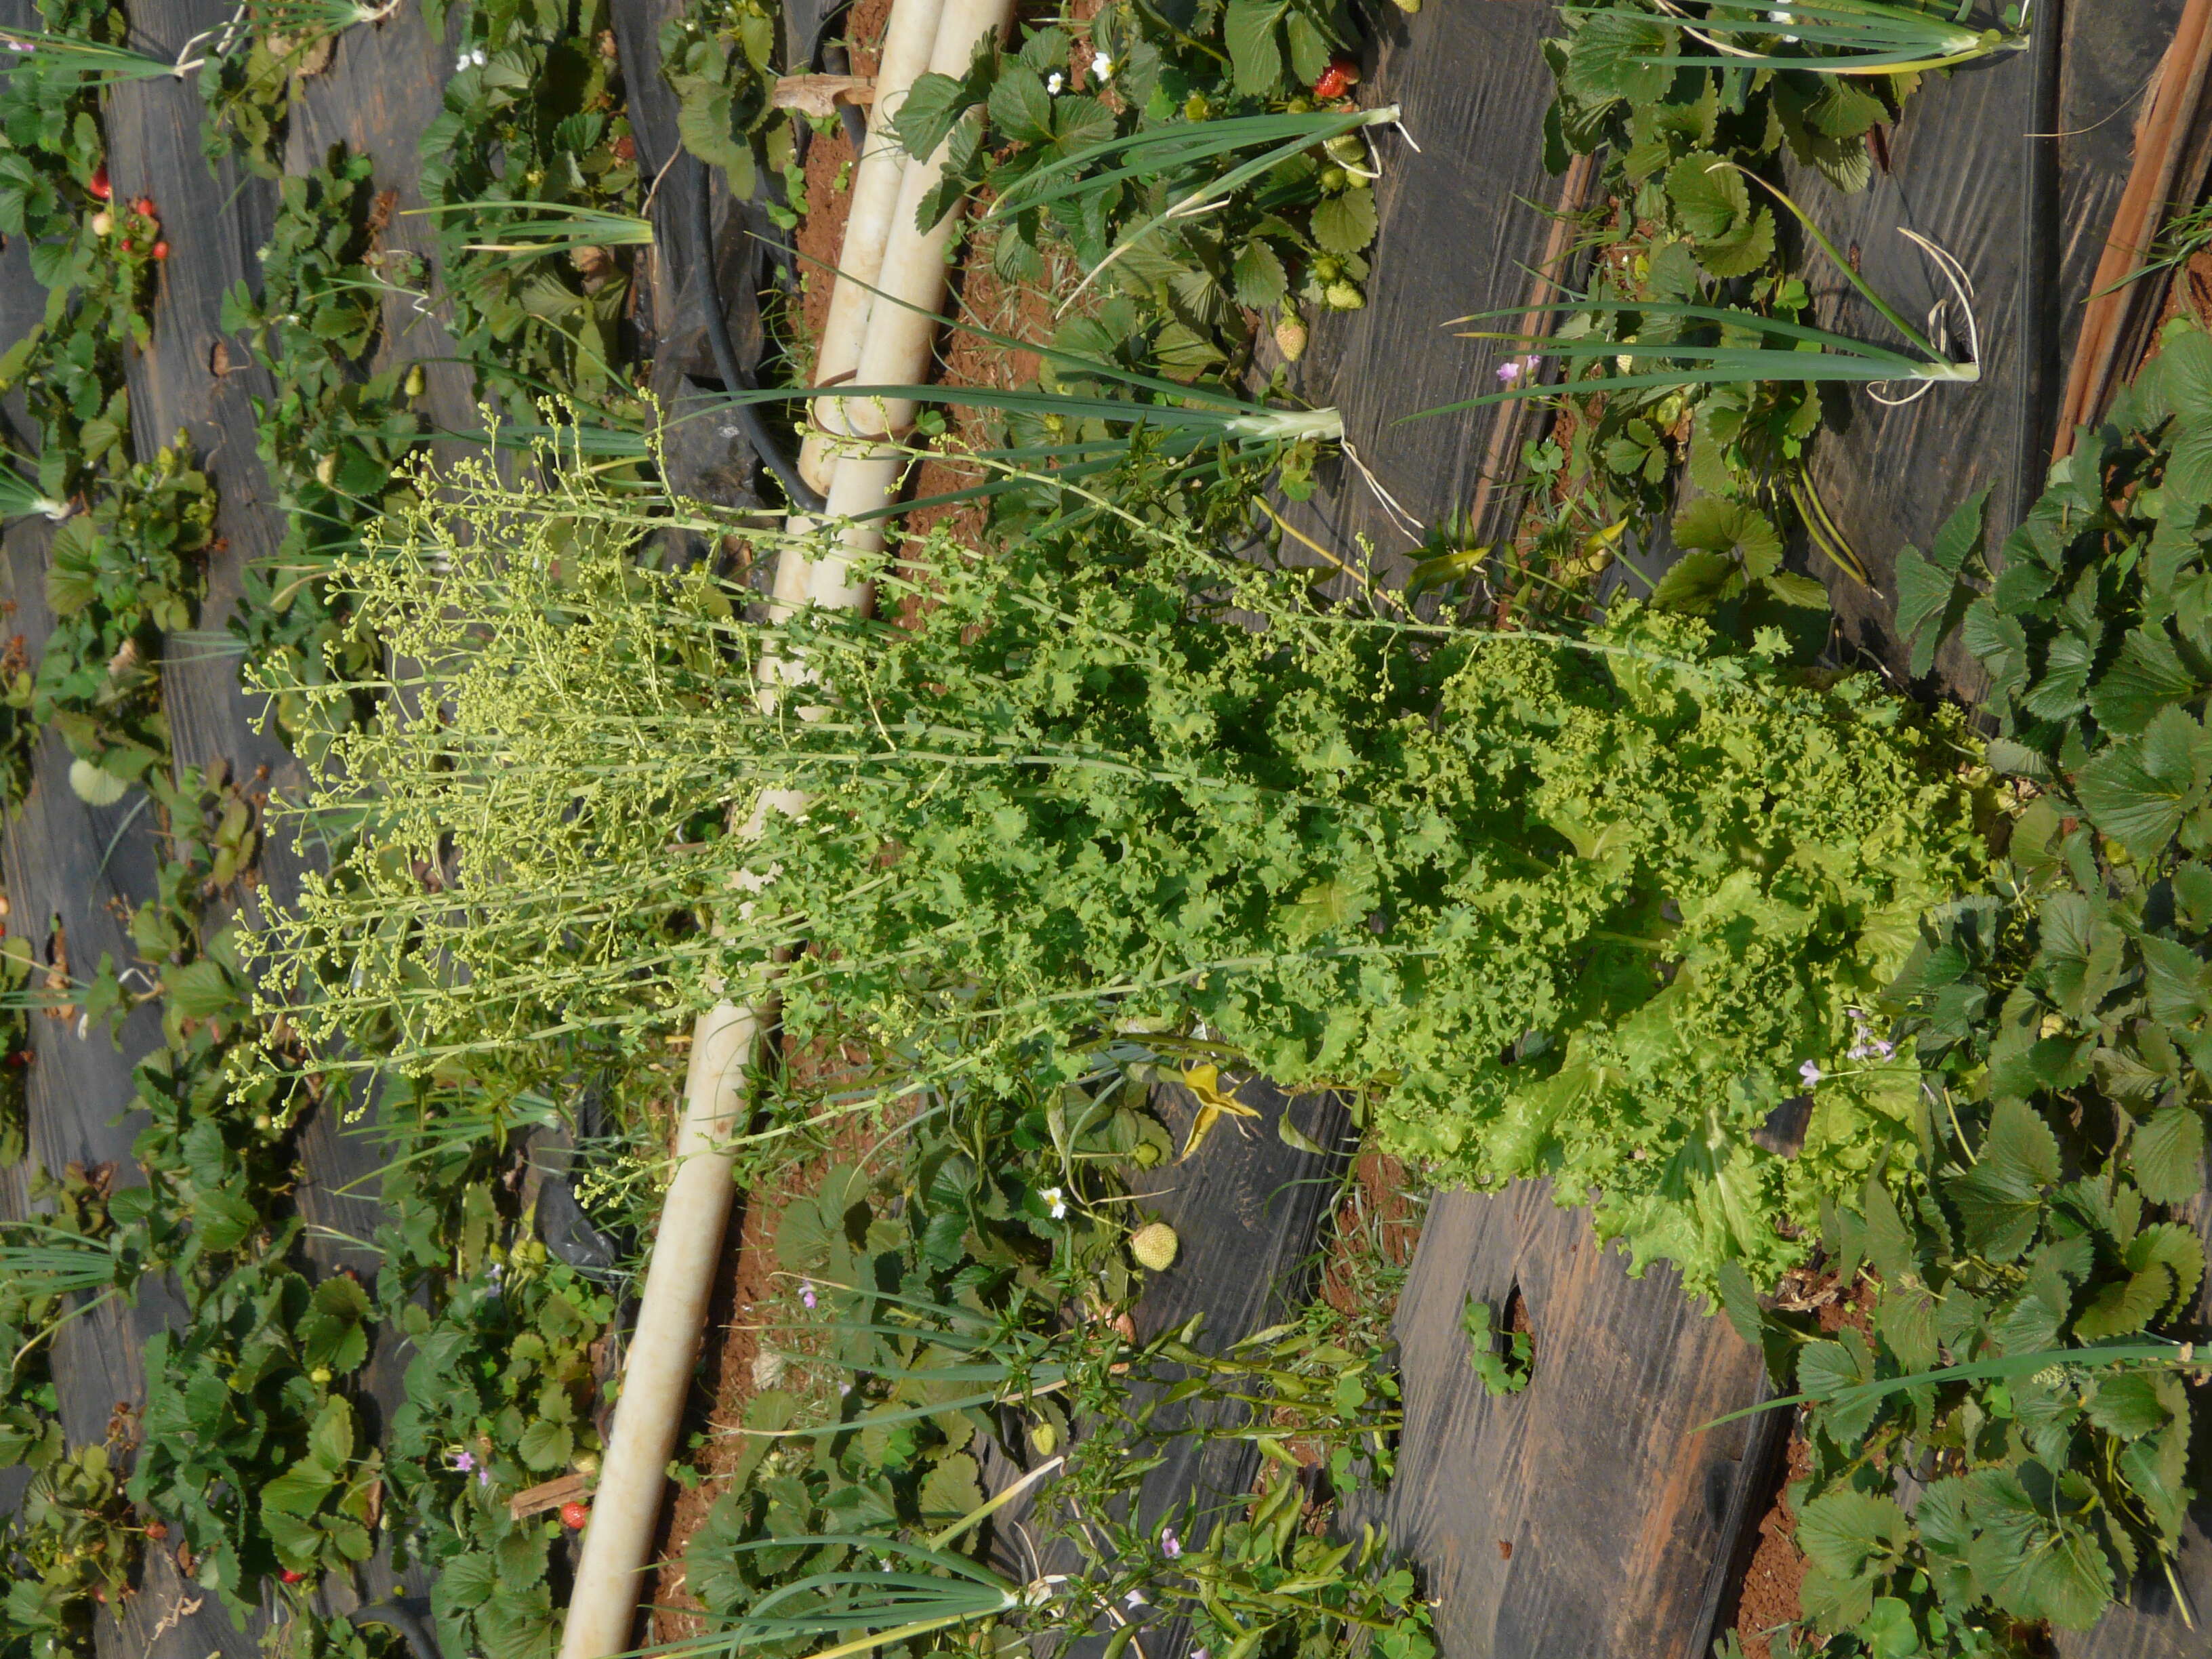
[1312,56,1359,100]
[151,241,169,260]
[280,1569,306,1585]
[88,163,110,201]
[559,1500,590,1530]
[131,196,155,218]
[119,239,132,253]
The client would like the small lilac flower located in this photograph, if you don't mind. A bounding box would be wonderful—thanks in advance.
[449,1450,476,1473]
[1161,1528,1181,1559]
[487,1262,504,1283]
[6,40,35,53]
[1799,1060,1823,1088]
[477,1467,493,1488]
[1497,354,1538,386]
[800,1279,817,1311]
[1124,1590,1148,1609]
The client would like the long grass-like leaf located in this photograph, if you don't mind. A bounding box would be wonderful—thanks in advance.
[1568,0,2028,75]
[1700,1338,2188,1430]
[405,200,655,254]
[0,26,182,82]
[1410,296,1973,421]
[0,451,69,523]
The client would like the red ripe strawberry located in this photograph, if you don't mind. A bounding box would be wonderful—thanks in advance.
[1312,56,1359,100]
[151,241,169,260]
[280,1569,306,1584]
[88,164,111,201]
[131,196,155,218]
[559,1500,590,1530]
[119,239,132,253]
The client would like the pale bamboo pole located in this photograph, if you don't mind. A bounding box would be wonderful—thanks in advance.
[806,0,1019,611]
[796,0,950,493]
[552,998,762,1659]
[554,1,1015,1652]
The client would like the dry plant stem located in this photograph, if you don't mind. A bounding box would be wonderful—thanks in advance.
[555,1000,769,1659]
[811,0,1021,609]
[796,0,950,492]
[2055,0,2212,453]
[1469,150,1597,544]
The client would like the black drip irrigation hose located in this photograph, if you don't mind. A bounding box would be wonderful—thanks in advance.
[350,1598,443,1659]
[690,156,828,514]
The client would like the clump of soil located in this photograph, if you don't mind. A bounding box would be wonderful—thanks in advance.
[1314,1150,1422,1324]
[1729,1265,1876,1659]
[1735,1431,1814,1659]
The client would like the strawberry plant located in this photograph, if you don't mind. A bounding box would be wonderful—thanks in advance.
[1453,1,1988,626]
[398,1246,614,1659]
[658,0,783,197]
[417,0,644,404]
[1710,329,2212,1656]
[0,0,144,504]
[889,5,1376,380]
[30,434,215,800]
[220,141,424,748]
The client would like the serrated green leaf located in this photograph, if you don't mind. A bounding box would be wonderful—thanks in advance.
[1666,151,1748,243]
[2089,627,2202,736]
[1796,1490,1907,1585]
[1311,188,1378,255]
[2132,1106,2206,1205]
[1673,495,1782,577]
[2086,1372,2177,1440]
[1563,10,1673,106]
[1232,240,1289,308]
[1225,0,1290,96]
[986,67,1054,145]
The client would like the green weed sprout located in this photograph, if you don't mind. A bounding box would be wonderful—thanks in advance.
[404,201,655,259]
[247,0,405,33]
[642,1460,1065,1659]
[981,104,1404,311]
[1567,0,2030,76]
[702,276,1344,518]
[1704,1337,2205,1430]
[1425,175,1980,418]
[0,451,70,524]
[0,26,186,83]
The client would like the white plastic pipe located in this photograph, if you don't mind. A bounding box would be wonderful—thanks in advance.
[805,0,1018,611]
[555,1000,765,1659]
[796,0,949,493]
[556,3,1014,1653]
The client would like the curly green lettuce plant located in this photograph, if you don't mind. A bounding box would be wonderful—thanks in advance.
[245,432,1982,1294]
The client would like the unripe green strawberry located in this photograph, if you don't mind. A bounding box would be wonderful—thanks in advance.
[1130,1221,1179,1271]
